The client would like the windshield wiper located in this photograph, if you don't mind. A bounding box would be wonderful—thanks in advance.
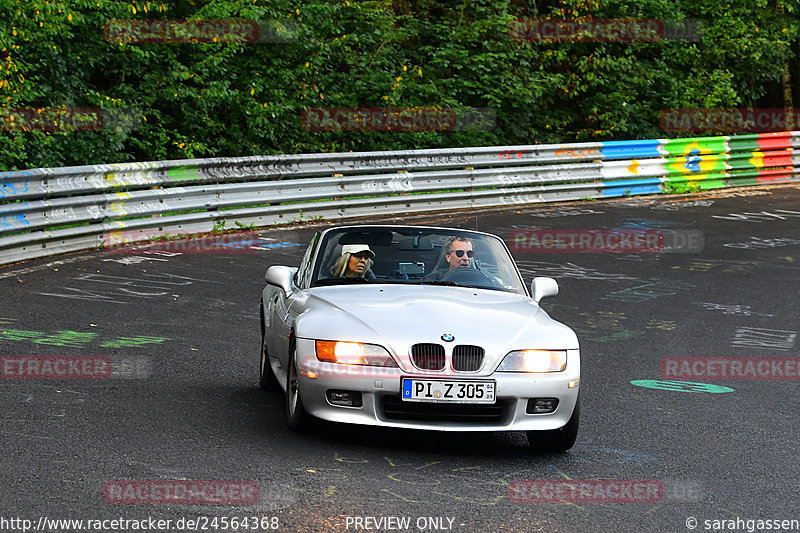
[419,280,459,286]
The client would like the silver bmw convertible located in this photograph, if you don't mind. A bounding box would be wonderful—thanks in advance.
[259,225,581,451]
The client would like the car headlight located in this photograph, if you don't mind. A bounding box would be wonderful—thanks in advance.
[315,341,398,367]
[497,350,567,372]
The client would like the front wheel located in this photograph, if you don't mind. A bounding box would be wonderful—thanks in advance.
[526,394,580,452]
[286,344,312,432]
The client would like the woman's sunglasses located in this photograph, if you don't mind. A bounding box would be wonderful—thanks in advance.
[450,250,474,258]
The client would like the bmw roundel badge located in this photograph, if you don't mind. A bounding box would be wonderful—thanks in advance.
[441,333,455,342]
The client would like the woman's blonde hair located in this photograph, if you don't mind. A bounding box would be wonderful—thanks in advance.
[330,252,373,278]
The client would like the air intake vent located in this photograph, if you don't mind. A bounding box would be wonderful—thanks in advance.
[382,396,505,423]
[452,345,484,371]
[411,343,445,370]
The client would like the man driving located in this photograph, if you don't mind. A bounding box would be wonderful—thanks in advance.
[445,236,473,270]
[424,236,473,281]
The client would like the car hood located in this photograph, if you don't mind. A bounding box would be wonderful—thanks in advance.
[295,284,578,373]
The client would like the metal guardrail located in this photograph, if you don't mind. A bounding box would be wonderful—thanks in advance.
[2,132,799,266]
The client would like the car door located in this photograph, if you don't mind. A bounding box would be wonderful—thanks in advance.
[274,231,321,369]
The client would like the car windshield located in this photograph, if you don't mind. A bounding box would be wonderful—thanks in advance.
[310,227,526,294]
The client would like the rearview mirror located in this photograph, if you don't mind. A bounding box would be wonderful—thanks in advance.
[265,265,297,295]
[531,277,559,303]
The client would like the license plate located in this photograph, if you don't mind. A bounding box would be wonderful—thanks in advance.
[402,379,496,404]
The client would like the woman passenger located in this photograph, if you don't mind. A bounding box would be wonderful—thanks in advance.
[330,244,375,278]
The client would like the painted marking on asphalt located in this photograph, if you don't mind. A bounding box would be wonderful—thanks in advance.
[0,329,171,349]
[723,237,800,250]
[695,302,773,317]
[630,380,734,393]
[601,278,694,303]
[569,311,645,343]
[515,260,640,282]
[712,209,800,222]
[732,327,797,352]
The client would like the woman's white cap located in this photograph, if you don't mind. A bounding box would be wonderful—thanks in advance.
[341,244,375,258]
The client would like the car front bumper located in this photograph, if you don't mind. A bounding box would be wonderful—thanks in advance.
[294,338,580,432]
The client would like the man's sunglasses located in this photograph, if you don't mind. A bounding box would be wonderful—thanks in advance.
[450,250,474,258]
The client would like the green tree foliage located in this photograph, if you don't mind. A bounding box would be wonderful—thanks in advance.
[0,0,798,170]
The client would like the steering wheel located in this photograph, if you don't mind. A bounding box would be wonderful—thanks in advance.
[439,267,497,286]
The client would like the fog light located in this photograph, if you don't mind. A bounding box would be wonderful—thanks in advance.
[526,398,559,414]
[327,390,363,408]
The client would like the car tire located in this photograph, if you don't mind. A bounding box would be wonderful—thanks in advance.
[526,394,580,452]
[286,342,311,432]
[259,301,279,391]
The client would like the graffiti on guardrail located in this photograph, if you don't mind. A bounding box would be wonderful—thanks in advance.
[554,148,601,159]
[3,132,799,267]
[498,149,525,159]
[361,176,414,193]
[0,202,31,232]
[0,178,30,198]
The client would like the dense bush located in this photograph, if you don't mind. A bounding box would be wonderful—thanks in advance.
[1,0,797,170]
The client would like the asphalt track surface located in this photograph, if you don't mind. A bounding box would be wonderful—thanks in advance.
[2,184,800,533]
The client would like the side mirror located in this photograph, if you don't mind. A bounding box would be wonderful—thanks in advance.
[265,265,297,295]
[531,277,559,303]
